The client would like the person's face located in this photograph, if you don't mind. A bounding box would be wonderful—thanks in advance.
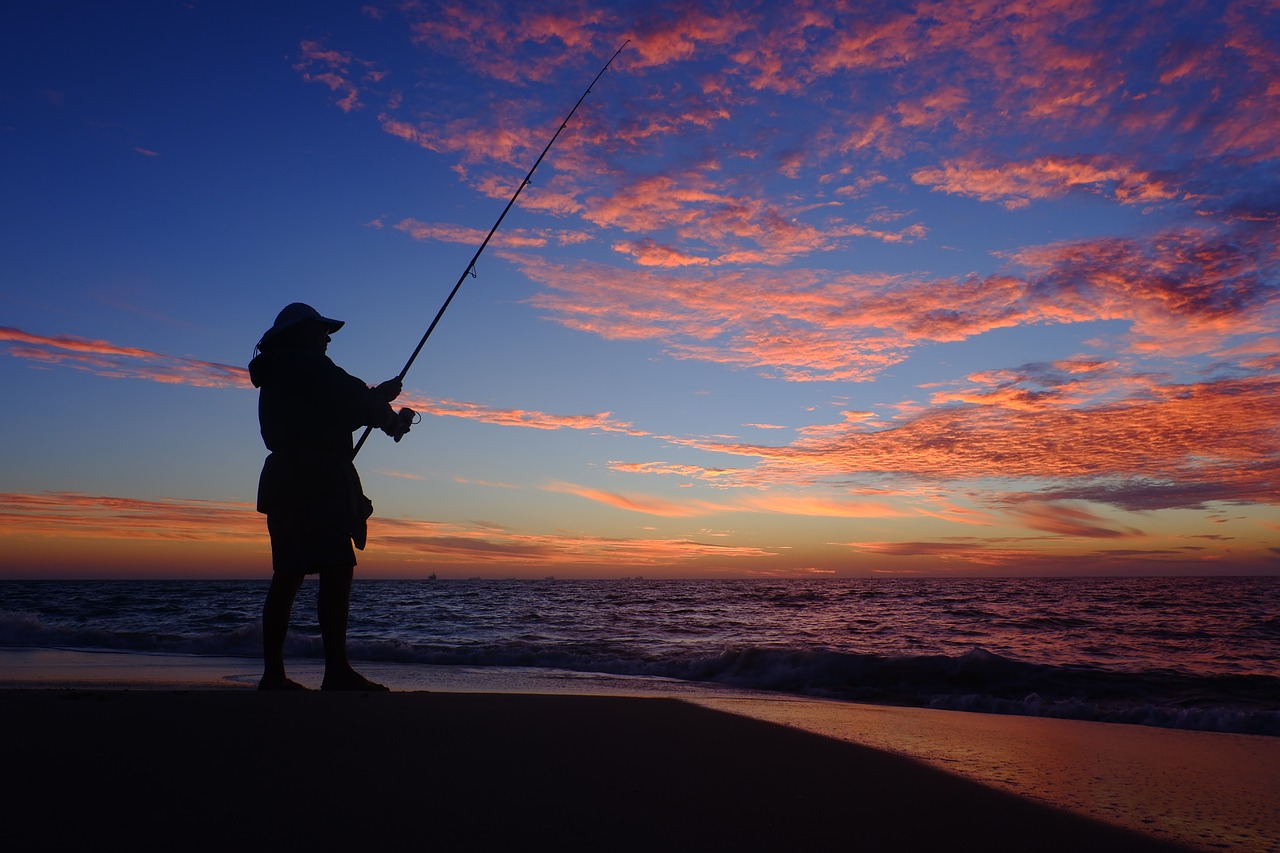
[299,320,331,353]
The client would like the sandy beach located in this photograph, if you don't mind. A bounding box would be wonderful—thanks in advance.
[4,687,1207,853]
[3,651,1276,851]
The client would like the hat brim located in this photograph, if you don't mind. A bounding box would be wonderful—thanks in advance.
[261,315,344,343]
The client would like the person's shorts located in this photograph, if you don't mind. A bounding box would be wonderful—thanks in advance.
[266,511,356,575]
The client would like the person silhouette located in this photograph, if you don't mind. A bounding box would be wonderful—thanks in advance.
[249,302,411,691]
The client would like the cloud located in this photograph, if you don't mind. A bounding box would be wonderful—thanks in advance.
[0,492,261,542]
[377,470,424,481]
[912,154,1183,210]
[517,219,1279,381]
[546,477,925,521]
[0,327,649,439]
[323,1,1280,270]
[1008,222,1280,356]
[294,40,388,113]
[608,461,743,480]
[672,373,1280,513]
[368,512,775,569]
[736,492,913,519]
[0,327,250,388]
[612,238,711,267]
[278,2,1280,547]
[575,167,925,265]
[405,1,616,83]
[544,481,724,517]
[0,491,776,573]
[404,395,648,436]
[1000,501,1144,538]
[392,218,556,249]
[850,539,1029,567]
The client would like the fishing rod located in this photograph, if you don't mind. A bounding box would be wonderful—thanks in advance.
[353,40,629,460]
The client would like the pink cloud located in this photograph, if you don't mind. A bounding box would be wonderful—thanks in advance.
[626,8,752,68]
[0,327,250,388]
[912,155,1184,209]
[516,218,1278,381]
[737,492,912,519]
[294,40,387,113]
[612,239,710,267]
[403,395,648,436]
[317,1,1280,274]
[608,461,743,481]
[406,1,616,83]
[393,218,551,249]
[671,373,1280,512]
[545,481,723,517]
[0,492,261,542]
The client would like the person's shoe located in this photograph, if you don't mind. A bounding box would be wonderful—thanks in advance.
[321,672,390,692]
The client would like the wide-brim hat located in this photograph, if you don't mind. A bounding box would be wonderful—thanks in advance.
[260,302,344,344]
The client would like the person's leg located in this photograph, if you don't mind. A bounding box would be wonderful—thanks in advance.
[259,571,306,690]
[318,564,353,674]
[318,565,387,691]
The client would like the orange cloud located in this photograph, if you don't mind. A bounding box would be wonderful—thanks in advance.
[912,155,1184,209]
[608,461,743,481]
[0,492,261,542]
[736,492,912,519]
[550,472,934,522]
[1001,501,1144,538]
[367,513,776,572]
[1,327,250,388]
[321,0,1280,279]
[392,218,552,249]
[673,373,1280,513]
[0,491,777,577]
[544,481,724,517]
[0,328,654,441]
[404,396,648,436]
[516,218,1278,381]
[577,167,924,265]
[612,238,711,267]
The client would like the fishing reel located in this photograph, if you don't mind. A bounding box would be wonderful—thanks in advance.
[386,407,419,442]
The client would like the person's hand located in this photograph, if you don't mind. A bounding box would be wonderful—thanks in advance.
[375,378,402,401]
[382,407,415,442]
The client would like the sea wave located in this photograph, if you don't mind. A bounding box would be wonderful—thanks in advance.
[9,573,1280,736]
[0,609,262,658]
[7,607,1274,735]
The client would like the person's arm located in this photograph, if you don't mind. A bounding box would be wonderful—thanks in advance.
[327,362,412,440]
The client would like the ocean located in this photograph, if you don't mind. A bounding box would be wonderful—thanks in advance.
[2,576,1277,734]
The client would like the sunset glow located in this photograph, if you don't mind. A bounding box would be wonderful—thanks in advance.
[3,1,1277,578]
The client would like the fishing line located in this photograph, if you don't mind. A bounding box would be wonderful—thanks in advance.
[352,40,629,460]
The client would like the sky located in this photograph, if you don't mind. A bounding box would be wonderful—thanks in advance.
[2,0,1278,579]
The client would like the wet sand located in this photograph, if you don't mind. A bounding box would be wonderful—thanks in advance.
[4,688,1201,852]
[694,696,1280,852]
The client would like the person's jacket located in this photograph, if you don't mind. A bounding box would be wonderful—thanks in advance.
[249,348,390,548]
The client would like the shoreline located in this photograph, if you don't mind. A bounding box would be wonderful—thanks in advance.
[3,649,1277,851]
